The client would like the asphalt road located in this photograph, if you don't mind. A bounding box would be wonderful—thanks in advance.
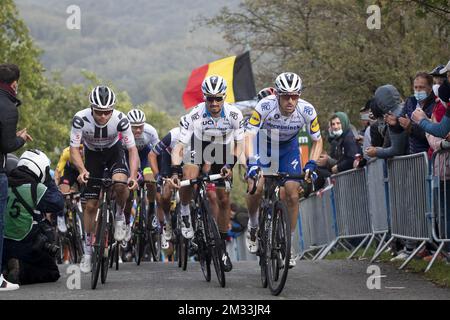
[1,259,449,300]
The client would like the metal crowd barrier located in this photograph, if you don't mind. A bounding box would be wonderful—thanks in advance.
[365,158,390,259]
[317,168,373,260]
[296,185,336,260]
[371,152,432,270]
[426,149,450,271]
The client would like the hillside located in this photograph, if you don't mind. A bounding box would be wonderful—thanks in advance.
[15,0,241,115]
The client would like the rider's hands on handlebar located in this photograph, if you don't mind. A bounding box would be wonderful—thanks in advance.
[77,170,90,184]
[303,160,318,182]
[245,165,260,180]
[128,177,138,190]
[220,164,232,178]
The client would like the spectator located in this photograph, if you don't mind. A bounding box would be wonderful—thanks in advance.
[0,63,32,291]
[413,60,450,137]
[358,100,372,146]
[425,101,450,262]
[2,150,64,286]
[387,72,435,155]
[430,64,447,86]
[365,84,408,159]
[318,112,361,174]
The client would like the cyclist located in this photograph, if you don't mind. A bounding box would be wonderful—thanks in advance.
[149,127,182,249]
[170,75,244,272]
[70,85,139,273]
[123,109,159,243]
[54,145,84,232]
[244,72,323,268]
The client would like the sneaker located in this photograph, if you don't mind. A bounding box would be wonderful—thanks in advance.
[124,224,132,242]
[0,274,19,291]
[390,252,410,262]
[161,235,169,250]
[246,227,258,254]
[163,224,172,241]
[80,254,92,273]
[222,252,233,272]
[57,215,67,233]
[6,259,20,284]
[181,215,194,239]
[114,220,127,241]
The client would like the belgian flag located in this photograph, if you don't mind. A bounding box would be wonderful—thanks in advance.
[182,51,256,109]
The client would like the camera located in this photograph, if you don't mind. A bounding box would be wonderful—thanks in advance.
[32,232,60,257]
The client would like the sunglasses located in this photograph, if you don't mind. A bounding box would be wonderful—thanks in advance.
[93,109,113,116]
[205,96,224,102]
[279,94,300,100]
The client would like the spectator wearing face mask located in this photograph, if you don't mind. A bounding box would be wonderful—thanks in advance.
[317,112,361,174]
[413,60,450,137]
[384,72,435,155]
[430,64,447,86]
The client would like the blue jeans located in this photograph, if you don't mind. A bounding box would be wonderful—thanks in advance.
[0,173,8,271]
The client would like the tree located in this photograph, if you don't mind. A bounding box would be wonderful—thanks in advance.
[207,0,449,128]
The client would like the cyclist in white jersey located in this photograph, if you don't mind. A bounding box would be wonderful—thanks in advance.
[170,75,244,272]
[244,72,323,268]
[70,86,139,273]
[122,109,159,243]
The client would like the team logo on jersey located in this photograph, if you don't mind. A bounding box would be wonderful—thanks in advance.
[274,114,280,120]
[304,106,313,116]
[310,117,320,133]
[229,111,238,120]
[291,159,299,170]
[191,112,200,121]
[72,116,84,129]
[249,111,261,126]
[261,103,270,111]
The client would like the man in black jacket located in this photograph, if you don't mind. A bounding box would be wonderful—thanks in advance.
[0,63,32,291]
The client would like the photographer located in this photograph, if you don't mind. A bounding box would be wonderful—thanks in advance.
[2,149,64,285]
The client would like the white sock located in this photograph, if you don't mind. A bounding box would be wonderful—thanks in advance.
[248,209,259,229]
[181,204,190,217]
[84,234,92,255]
[115,204,124,220]
[291,232,295,248]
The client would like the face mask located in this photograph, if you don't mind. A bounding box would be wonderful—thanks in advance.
[433,84,440,97]
[414,91,428,102]
[333,129,343,137]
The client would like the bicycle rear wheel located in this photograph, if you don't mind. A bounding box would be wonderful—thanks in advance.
[91,204,106,289]
[266,201,290,296]
[203,200,225,288]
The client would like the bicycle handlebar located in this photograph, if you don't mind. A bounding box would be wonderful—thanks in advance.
[179,174,223,187]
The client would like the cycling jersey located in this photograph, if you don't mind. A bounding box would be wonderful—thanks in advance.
[70,108,135,151]
[178,103,244,145]
[153,127,180,157]
[56,147,71,176]
[134,123,159,151]
[246,95,321,143]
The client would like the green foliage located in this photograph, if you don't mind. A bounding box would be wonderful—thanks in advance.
[207,0,449,130]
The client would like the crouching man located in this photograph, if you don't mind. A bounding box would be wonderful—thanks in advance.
[2,149,64,285]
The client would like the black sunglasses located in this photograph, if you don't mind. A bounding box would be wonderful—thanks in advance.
[205,96,224,102]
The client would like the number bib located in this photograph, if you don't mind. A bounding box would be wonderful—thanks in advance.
[4,183,47,241]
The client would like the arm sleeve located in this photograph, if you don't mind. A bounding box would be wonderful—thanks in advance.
[304,106,321,141]
[118,117,136,148]
[37,180,64,216]
[419,114,450,138]
[150,126,159,147]
[178,114,194,145]
[234,111,244,141]
[153,132,171,156]
[0,105,25,153]
[245,102,264,135]
[56,148,70,173]
[70,115,84,148]
[375,129,408,159]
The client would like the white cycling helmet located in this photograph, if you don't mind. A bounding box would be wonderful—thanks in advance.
[275,72,302,94]
[89,85,116,110]
[127,109,146,126]
[17,149,51,183]
[201,75,227,96]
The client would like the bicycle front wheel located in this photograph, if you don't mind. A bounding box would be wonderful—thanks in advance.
[266,201,290,296]
[91,204,106,289]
